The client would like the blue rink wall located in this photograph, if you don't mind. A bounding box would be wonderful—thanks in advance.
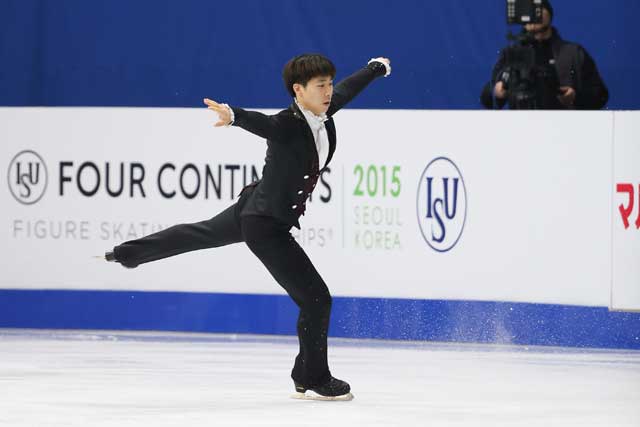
[1,108,639,351]
[1,290,639,350]
[1,1,640,351]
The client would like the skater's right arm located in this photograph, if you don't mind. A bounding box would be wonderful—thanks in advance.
[204,98,285,141]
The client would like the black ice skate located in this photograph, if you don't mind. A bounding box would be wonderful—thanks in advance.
[104,251,117,262]
[291,376,353,401]
[98,251,136,269]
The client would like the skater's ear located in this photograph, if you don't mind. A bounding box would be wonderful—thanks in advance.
[292,82,306,98]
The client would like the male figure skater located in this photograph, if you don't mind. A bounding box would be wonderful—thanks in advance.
[105,54,391,401]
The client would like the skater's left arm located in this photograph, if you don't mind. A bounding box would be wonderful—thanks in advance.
[327,57,391,117]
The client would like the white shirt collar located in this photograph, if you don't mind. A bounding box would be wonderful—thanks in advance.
[295,99,328,127]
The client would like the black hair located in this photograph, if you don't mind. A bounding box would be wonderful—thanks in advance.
[282,54,336,98]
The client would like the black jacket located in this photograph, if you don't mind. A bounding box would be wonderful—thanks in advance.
[481,28,609,110]
[231,62,386,228]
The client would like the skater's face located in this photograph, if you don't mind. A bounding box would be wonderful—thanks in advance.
[524,8,552,41]
[294,75,333,116]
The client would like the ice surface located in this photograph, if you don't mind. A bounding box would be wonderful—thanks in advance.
[0,330,638,427]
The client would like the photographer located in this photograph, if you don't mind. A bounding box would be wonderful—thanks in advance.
[481,0,609,110]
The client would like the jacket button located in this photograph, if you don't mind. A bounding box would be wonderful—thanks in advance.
[297,190,303,195]
[303,175,309,179]
[291,205,298,210]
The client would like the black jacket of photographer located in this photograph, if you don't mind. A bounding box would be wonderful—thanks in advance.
[481,28,609,110]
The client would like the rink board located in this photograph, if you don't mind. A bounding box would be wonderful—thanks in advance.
[612,112,640,311]
[0,290,638,350]
[1,108,639,348]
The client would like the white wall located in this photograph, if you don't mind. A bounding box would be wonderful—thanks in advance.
[1,108,631,308]
[612,112,640,311]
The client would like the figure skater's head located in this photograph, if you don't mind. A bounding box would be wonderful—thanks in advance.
[283,54,336,115]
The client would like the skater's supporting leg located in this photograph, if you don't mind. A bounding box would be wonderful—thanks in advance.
[241,215,332,387]
[113,203,243,268]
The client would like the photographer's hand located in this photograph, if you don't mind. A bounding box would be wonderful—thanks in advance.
[494,81,507,99]
[557,87,576,108]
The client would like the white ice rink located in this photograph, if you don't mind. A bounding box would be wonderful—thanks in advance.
[0,330,638,427]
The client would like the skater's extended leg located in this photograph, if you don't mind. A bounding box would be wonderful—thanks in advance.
[113,203,242,268]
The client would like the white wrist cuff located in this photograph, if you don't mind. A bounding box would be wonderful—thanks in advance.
[222,103,234,126]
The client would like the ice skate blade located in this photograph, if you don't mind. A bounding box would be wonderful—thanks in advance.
[290,391,354,401]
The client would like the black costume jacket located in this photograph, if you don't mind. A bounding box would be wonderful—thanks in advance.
[481,28,609,110]
[231,62,386,228]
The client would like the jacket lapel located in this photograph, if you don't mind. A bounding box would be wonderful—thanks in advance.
[290,102,336,170]
[324,119,336,169]
[290,102,320,169]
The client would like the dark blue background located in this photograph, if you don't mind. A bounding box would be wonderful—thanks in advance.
[1,0,637,109]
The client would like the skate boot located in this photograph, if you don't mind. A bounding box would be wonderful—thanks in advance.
[101,250,136,269]
[291,376,353,401]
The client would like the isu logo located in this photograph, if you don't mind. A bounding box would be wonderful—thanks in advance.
[7,150,48,205]
[416,157,467,252]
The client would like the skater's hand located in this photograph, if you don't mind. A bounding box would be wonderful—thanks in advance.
[204,98,233,127]
[368,57,391,77]
[372,57,391,67]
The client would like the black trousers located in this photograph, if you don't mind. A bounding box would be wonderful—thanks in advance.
[113,195,333,387]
